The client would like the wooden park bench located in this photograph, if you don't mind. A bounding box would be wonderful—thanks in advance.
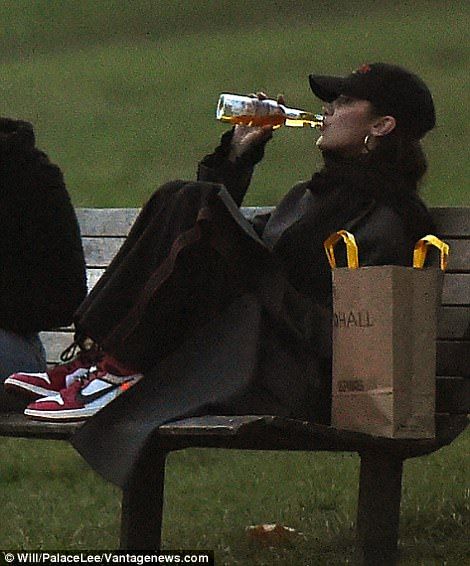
[0,206,468,565]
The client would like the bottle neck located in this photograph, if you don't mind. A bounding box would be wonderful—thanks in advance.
[282,105,323,128]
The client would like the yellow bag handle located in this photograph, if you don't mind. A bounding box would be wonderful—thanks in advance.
[324,230,359,269]
[413,235,449,271]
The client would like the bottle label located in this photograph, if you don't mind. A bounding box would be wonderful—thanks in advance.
[220,94,280,118]
[230,96,258,116]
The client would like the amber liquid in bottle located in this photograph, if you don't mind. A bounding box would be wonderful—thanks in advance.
[216,93,323,129]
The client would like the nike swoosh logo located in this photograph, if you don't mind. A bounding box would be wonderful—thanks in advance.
[76,383,120,405]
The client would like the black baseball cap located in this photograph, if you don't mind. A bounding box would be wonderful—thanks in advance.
[309,63,435,139]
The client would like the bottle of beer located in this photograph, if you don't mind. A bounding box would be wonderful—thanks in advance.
[216,93,323,129]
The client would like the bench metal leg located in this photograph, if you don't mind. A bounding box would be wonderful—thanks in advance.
[356,452,403,566]
[120,448,167,550]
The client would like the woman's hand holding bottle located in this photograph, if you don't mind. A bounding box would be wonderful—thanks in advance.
[228,92,285,163]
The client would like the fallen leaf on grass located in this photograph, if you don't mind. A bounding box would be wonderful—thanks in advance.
[246,523,304,546]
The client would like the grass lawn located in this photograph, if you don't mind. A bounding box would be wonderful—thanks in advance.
[0,430,468,564]
[0,1,468,563]
[0,1,468,207]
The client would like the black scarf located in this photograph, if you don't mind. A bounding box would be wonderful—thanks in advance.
[308,151,434,241]
[271,152,435,301]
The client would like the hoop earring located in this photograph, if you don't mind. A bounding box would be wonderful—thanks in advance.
[364,134,374,153]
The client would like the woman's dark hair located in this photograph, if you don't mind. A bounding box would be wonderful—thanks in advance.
[357,106,435,241]
[366,100,429,186]
[371,129,428,184]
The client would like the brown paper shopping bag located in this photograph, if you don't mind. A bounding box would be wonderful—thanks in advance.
[324,232,448,439]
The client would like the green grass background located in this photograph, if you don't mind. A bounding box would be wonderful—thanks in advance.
[0,1,469,563]
[0,433,469,564]
[0,0,468,207]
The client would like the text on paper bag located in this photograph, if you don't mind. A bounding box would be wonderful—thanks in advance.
[334,310,374,328]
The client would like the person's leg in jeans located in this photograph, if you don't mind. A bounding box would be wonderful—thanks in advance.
[0,329,46,411]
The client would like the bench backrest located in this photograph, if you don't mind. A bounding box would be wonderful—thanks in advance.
[40,207,469,413]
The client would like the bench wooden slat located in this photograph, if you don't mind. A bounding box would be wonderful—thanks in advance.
[0,412,80,440]
[76,208,139,237]
[441,239,470,272]
[436,377,470,413]
[0,412,467,458]
[45,299,470,342]
[155,414,469,458]
[82,237,125,266]
[87,268,106,290]
[40,331,76,363]
[430,207,470,237]
[80,246,466,277]
[438,306,470,339]
[76,207,276,237]
[41,337,470,372]
[74,207,469,238]
[442,274,470,305]
[40,322,469,367]
[70,206,461,237]
[82,265,470,296]
[240,205,273,220]
[156,413,468,444]
[436,341,470,377]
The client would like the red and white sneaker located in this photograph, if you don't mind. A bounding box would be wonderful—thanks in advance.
[4,349,103,400]
[24,368,142,422]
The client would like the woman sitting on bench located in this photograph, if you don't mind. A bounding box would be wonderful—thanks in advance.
[5,63,437,487]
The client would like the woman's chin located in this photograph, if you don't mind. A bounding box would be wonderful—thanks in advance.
[316,136,333,153]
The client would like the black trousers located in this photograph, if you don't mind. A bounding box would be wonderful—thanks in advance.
[72,181,329,487]
[75,180,279,371]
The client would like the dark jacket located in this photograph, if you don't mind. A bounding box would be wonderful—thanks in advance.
[0,118,87,334]
[198,130,435,360]
[199,130,435,308]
